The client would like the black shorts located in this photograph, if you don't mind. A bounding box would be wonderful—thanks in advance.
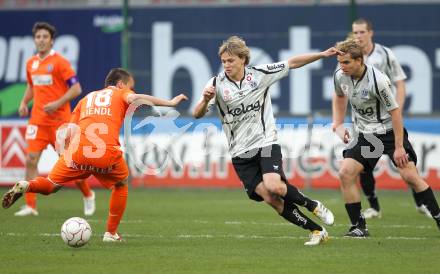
[343,128,417,171]
[231,144,288,202]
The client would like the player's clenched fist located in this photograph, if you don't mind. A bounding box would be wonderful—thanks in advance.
[202,86,215,102]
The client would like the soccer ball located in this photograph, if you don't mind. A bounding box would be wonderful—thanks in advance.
[60,217,92,247]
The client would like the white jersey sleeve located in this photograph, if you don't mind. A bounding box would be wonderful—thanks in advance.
[383,47,407,82]
[333,69,345,96]
[251,61,289,88]
[373,71,399,112]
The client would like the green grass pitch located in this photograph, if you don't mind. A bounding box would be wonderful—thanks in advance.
[1,188,439,274]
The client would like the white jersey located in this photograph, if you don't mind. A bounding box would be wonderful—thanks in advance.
[365,43,406,83]
[334,65,399,134]
[202,61,289,157]
[334,43,406,127]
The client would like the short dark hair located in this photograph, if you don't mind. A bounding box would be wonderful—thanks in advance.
[104,68,132,87]
[32,22,56,39]
[353,18,374,31]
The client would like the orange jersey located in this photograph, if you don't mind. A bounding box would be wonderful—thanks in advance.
[68,86,134,167]
[26,49,77,126]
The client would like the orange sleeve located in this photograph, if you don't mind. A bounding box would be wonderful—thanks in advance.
[57,56,76,82]
[122,89,135,104]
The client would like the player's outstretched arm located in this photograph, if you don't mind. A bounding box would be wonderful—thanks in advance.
[288,47,343,69]
[127,93,188,107]
[193,85,215,119]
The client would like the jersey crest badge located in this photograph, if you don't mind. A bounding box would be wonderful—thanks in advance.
[360,89,369,99]
[223,89,232,101]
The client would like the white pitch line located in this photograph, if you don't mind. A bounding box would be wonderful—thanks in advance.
[0,232,432,241]
[85,219,436,229]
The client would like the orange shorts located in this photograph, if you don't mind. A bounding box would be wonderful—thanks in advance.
[48,153,129,189]
[25,124,61,153]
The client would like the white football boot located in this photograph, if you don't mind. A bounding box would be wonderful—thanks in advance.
[2,181,29,209]
[103,232,123,242]
[312,200,335,226]
[362,208,381,219]
[83,190,96,216]
[304,227,329,246]
[14,205,39,216]
[416,205,432,218]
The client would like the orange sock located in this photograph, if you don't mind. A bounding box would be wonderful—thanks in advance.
[25,193,37,209]
[75,179,93,198]
[107,184,128,234]
[27,177,59,195]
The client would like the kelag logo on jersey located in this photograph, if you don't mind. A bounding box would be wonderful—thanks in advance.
[380,89,392,107]
[266,63,285,71]
[353,105,374,116]
[227,101,261,117]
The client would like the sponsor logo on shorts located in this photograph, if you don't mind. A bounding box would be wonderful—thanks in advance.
[70,160,114,174]
[25,125,38,140]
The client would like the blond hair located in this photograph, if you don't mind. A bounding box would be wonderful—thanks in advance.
[335,38,363,61]
[218,36,250,65]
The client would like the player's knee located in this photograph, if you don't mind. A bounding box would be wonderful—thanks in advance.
[263,179,284,195]
[339,166,358,184]
[262,193,275,205]
[400,169,419,186]
[261,193,282,212]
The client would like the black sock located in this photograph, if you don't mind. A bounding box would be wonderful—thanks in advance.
[280,202,322,232]
[411,188,423,207]
[367,195,380,212]
[284,184,317,211]
[415,187,440,219]
[345,202,366,228]
[360,172,380,211]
